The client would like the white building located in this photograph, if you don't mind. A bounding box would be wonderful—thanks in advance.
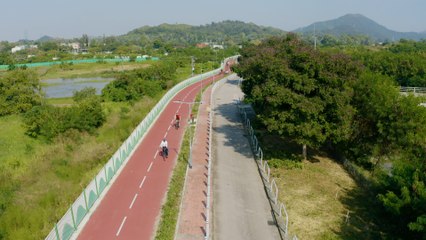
[11,46,25,53]
[60,42,81,53]
[11,45,38,53]
[212,44,224,49]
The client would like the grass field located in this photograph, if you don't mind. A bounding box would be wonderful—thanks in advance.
[46,97,74,106]
[259,135,391,239]
[0,61,152,79]
[35,61,152,80]
[0,115,42,178]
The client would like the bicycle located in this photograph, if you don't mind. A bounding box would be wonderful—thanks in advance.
[161,146,169,159]
[175,114,181,129]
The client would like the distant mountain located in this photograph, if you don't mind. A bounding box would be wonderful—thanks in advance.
[36,35,55,42]
[293,14,426,42]
[122,20,287,44]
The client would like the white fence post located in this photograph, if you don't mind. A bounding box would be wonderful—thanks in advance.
[271,179,278,204]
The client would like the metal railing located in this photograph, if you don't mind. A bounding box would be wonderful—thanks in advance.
[237,99,298,240]
[45,56,238,240]
[400,86,426,94]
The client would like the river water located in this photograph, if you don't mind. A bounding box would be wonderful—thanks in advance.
[42,77,114,98]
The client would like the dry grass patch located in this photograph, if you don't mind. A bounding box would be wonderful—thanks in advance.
[271,152,391,240]
[273,156,356,239]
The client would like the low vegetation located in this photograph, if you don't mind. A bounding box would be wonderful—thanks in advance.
[0,69,42,116]
[260,135,392,239]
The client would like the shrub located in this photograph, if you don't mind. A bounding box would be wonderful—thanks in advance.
[268,158,303,169]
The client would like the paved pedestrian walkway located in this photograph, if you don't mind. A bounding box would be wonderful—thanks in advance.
[211,75,280,240]
[175,75,280,240]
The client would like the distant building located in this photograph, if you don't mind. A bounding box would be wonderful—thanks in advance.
[11,46,25,53]
[196,42,209,48]
[70,42,80,51]
[60,42,81,53]
[11,44,37,53]
[212,44,224,49]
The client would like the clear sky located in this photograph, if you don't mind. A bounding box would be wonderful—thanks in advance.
[1,0,425,42]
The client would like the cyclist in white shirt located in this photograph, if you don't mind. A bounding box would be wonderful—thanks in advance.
[160,138,168,158]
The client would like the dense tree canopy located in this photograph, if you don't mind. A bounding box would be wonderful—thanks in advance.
[102,62,176,102]
[234,34,361,150]
[348,40,426,87]
[0,69,42,116]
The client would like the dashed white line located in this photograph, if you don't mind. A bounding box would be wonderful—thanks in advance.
[147,162,153,172]
[129,194,138,209]
[139,176,147,188]
[116,216,127,236]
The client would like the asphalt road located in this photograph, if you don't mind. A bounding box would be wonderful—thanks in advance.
[211,75,280,240]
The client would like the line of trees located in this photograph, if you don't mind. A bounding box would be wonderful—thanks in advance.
[233,34,426,238]
[101,62,176,102]
[349,40,426,87]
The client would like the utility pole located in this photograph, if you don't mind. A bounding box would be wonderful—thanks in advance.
[314,23,317,50]
[191,56,195,77]
[200,69,203,96]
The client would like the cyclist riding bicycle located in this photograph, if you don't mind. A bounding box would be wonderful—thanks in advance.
[175,114,180,129]
[160,138,168,158]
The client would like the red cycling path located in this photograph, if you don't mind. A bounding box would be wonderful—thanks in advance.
[76,69,229,240]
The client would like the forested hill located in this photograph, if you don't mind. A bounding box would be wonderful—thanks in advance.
[122,20,286,45]
[294,14,426,42]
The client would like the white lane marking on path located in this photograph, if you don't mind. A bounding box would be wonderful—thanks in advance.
[116,216,127,236]
[147,162,153,172]
[139,176,146,189]
[129,194,138,209]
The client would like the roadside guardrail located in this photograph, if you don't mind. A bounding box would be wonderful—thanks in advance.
[237,98,298,240]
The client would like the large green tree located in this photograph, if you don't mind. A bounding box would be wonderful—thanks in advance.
[349,72,426,238]
[233,34,361,157]
[377,158,426,239]
[0,69,42,116]
[350,72,426,167]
